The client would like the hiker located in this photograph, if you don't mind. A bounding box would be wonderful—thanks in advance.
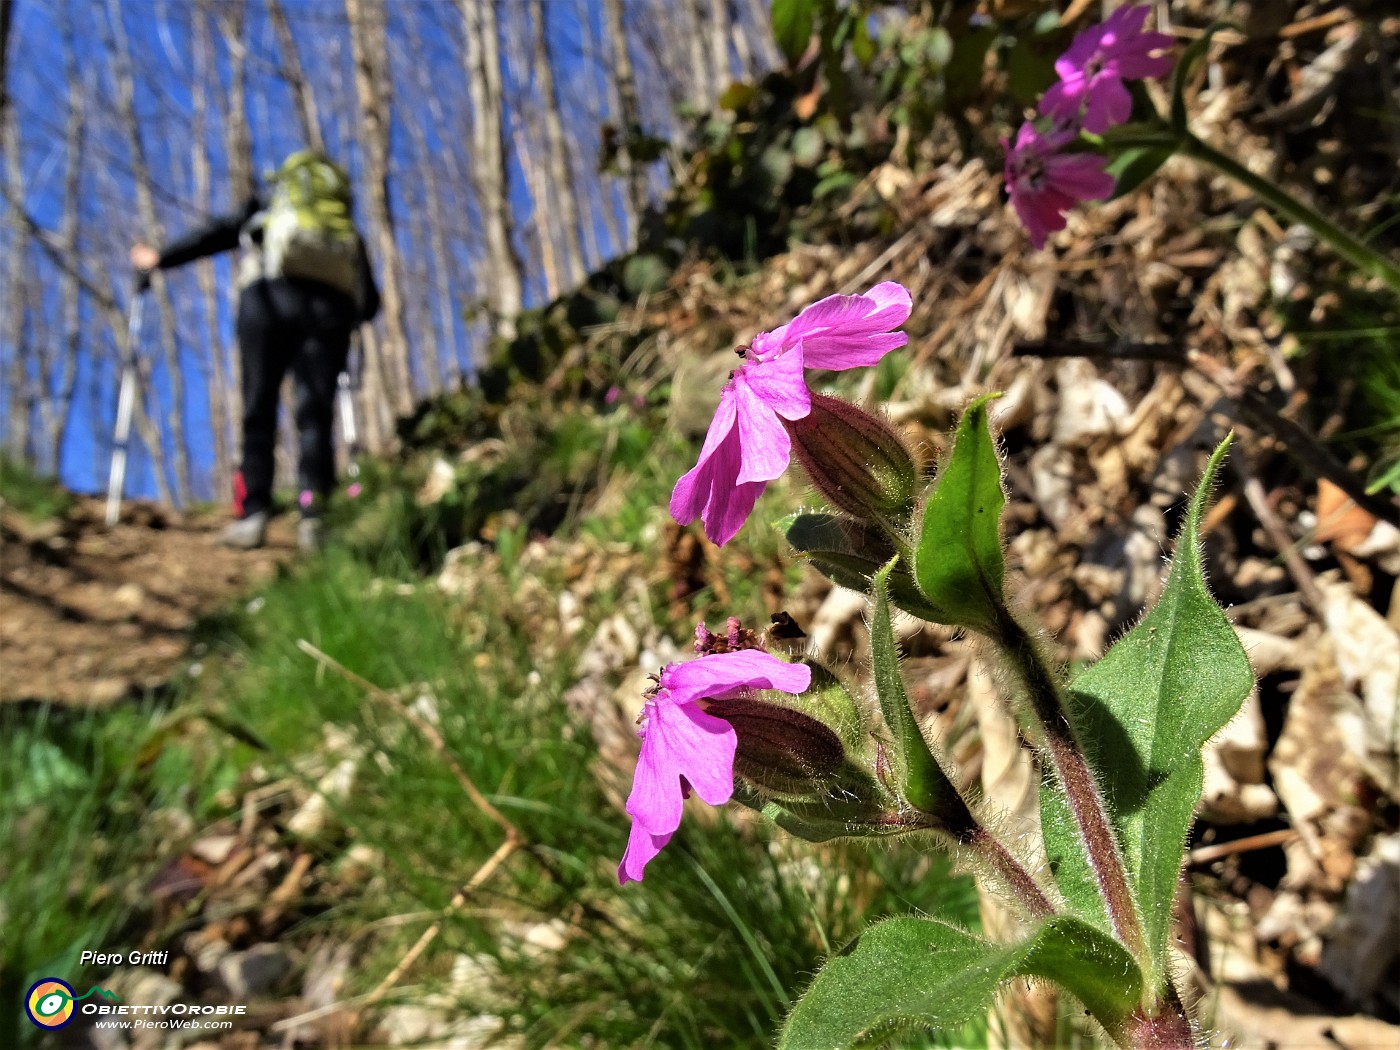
[131,151,380,552]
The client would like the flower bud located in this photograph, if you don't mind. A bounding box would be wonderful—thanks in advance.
[783,394,918,527]
[709,697,846,797]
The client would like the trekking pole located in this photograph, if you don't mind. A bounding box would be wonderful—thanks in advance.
[105,281,147,526]
[338,327,363,493]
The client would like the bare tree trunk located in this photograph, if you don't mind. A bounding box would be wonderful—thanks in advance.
[346,0,414,426]
[215,0,254,203]
[601,0,646,240]
[0,0,13,122]
[741,0,779,71]
[107,0,193,506]
[502,6,557,300]
[459,0,524,340]
[399,186,441,393]
[532,0,586,291]
[38,27,84,474]
[266,0,325,154]
[2,65,30,460]
[685,0,713,110]
[213,0,250,455]
[572,0,621,258]
[192,3,232,492]
[707,0,733,95]
[400,10,468,386]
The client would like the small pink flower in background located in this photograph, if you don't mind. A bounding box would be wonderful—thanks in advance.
[670,283,912,546]
[604,384,622,406]
[1039,5,1174,134]
[346,482,362,499]
[619,648,812,884]
[1004,122,1115,249]
[298,489,314,510]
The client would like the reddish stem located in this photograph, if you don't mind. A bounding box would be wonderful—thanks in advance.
[989,609,1148,962]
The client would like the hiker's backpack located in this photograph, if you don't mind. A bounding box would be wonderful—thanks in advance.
[248,152,362,299]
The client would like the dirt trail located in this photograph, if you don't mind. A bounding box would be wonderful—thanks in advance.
[1,498,291,705]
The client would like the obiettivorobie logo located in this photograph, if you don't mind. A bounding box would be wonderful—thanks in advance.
[25,978,121,1029]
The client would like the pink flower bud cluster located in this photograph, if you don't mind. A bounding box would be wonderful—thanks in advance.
[1005,5,1175,248]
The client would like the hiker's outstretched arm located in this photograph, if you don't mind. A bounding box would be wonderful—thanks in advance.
[155,196,261,270]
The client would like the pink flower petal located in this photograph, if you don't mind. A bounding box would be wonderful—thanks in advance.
[733,382,793,485]
[670,388,739,525]
[670,283,912,544]
[1115,38,1175,80]
[739,342,810,421]
[618,821,672,884]
[670,419,769,546]
[1040,77,1086,124]
[783,285,913,370]
[1047,154,1115,200]
[1081,76,1133,134]
[626,698,737,833]
[663,648,813,705]
[618,651,811,882]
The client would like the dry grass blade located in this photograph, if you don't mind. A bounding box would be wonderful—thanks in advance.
[294,638,524,1016]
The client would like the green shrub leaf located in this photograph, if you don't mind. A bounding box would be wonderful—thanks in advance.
[912,394,1006,631]
[1063,437,1254,986]
[780,916,1142,1048]
[772,0,817,66]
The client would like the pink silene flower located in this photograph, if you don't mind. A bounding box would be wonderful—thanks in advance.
[670,282,913,546]
[298,489,315,510]
[619,648,813,884]
[1039,5,1175,134]
[1004,122,1115,250]
[346,482,363,499]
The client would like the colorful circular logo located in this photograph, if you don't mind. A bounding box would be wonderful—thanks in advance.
[26,978,76,1029]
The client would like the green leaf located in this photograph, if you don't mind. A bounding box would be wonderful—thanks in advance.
[785,512,944,621]
[850,12,876,67]
[871,561,959,817]
[718,81,757,112]
[772,0,816,66]
[1040,771,1112,932]
[1065,437,1254,987]
[912,394,1006,632]
[944,25,997,106]
[1006,29,1068,107]
[780,916,1142,1048]
[1108,145,1174,199]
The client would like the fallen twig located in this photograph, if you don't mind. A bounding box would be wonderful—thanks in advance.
[1188,828,1299,867]
[1231,454,1328,616]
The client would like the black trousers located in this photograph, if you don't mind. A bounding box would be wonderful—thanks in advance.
[235,277,355,518]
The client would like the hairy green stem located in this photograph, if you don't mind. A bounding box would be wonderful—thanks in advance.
[1182,132,1400,298]
[988,608,1147,963]
[968,825,1057,921]
[914,787,1057,921]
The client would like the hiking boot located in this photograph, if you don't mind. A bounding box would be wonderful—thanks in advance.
[218,511,269,550]
[297,517,325,554]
